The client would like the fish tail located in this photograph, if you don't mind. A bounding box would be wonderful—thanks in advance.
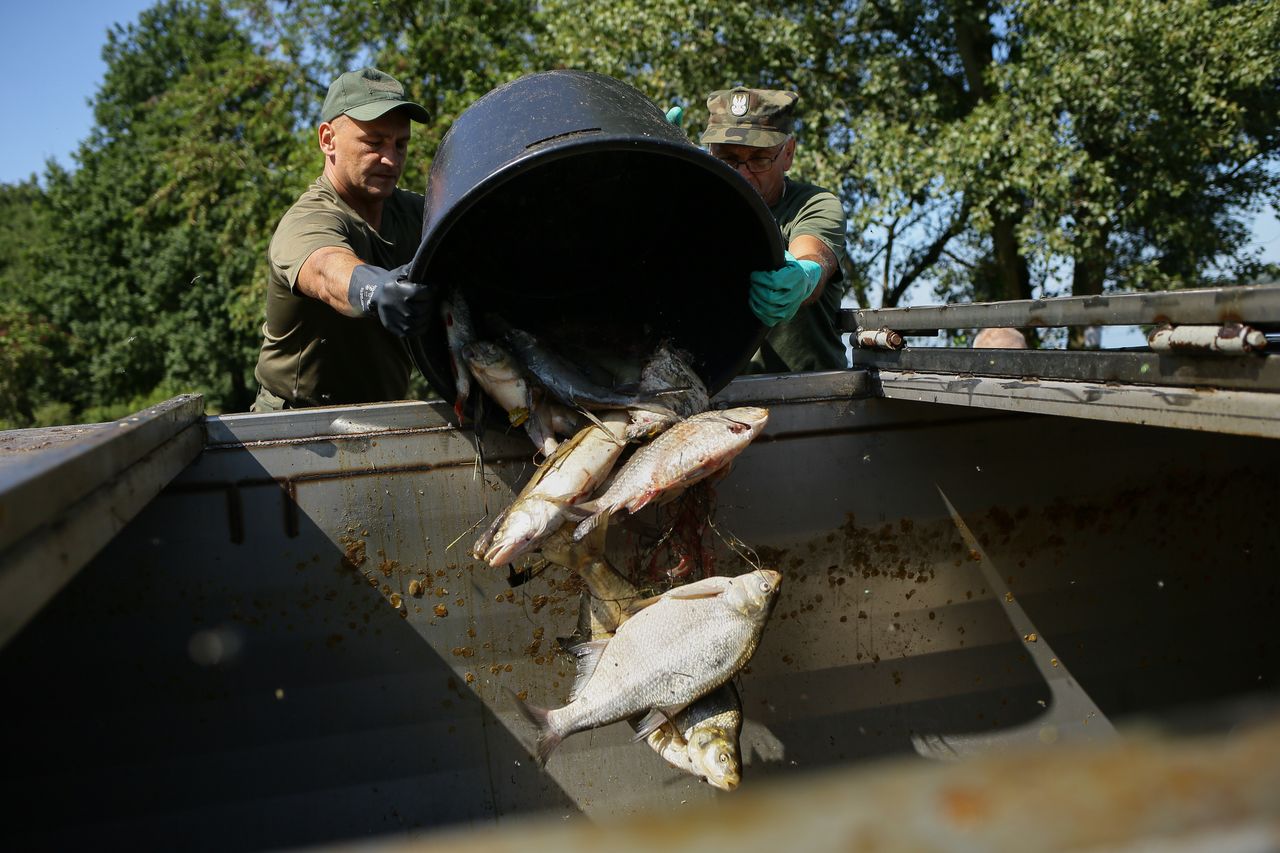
[509,689,562,765]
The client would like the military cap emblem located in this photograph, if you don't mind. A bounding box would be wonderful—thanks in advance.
[730,92,749,116]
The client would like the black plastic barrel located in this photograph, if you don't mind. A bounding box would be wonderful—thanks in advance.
[406,69,784,410]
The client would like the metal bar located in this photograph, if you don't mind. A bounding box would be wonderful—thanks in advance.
[711,369,874,405]
[851,349,1280,393]
[0,394,205,554]
[843,282,1280,333]
[0,419,205,647]
[872,370,1280,439]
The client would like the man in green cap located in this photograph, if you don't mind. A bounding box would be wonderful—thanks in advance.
[702,87,850,372]
[251,67,433,411]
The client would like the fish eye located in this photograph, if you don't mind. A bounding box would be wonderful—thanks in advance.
[718,752,729,764]
[759,580,771,591]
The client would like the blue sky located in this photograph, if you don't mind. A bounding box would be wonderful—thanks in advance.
[3,0,1277,266]
[1,0,158,184]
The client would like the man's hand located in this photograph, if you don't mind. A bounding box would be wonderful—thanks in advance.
[748,251,822,327]
[347,263,433,337]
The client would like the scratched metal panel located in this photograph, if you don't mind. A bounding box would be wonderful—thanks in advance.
[1,385,1278,851]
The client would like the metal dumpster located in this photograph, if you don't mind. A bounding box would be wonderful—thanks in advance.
[3,289,1280,851]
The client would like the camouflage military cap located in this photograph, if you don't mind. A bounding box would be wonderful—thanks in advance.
[700,87,798,147]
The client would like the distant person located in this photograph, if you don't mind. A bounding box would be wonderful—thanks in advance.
[973,328,1028,349]
[251,67,433,412]
[701,87,850,372]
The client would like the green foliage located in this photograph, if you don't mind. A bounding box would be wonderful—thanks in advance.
[37,0,311,418]
[3,0,1279,428]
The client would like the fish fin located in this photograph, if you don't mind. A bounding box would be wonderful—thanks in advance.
[567,639,609,703]
[571,506,611,542]
[509,689,561,766]
[576,513,609,556]
[664,576,735,599]
[632,706,684,741]
[629,400,680,420]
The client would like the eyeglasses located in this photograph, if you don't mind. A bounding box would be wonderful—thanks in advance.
[714,146,786,174]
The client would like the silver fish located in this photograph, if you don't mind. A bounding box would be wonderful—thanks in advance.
[628,341,710,440]
[643,681,743,792]
[573,406,770,541]
[540,529,747,789]
[514,568,781,763]
[442,294,476,422]
[472,413,629,566]
[501,326,675,415]
[461,340,532,428]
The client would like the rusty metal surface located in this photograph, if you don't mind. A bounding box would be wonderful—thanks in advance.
[0,395,206,647]
[1148,323,1270,354]
[396,717,1280,852]
[2,386,1278,850]
[858,328,905,350]
[873,369,1280,438]
[851,348,1280,392]
[843,282,1280,334]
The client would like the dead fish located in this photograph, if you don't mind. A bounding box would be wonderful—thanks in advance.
[462,340,533,428]
[540,528,748,789]
[540,523,643,641]
[628,341,710,440]
[472,413,630,566]
[573,407,770,541]
[513,568,781,763]
[642,681,743,792]
[500,326,676,416]
[442,294,476,422]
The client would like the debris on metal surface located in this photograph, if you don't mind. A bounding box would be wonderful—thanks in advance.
[1148,323,1269,355]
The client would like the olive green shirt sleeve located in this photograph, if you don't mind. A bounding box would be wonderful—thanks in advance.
[268,199,355,292]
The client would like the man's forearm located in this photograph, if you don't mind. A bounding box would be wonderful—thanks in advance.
[296,247,365,316]
[788,234,838,305]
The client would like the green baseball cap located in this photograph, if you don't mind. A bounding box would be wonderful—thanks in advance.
[321,67,430,124]
[700,87,798,147]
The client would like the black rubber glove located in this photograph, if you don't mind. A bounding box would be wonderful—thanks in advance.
[347,263,432,337]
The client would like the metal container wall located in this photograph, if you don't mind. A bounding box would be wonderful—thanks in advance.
[405,70,784,403]
[2,376,1278,851]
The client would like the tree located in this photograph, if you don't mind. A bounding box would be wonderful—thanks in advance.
[231,0,545,193]
[537,0,1280,329]
[40,0,312,414]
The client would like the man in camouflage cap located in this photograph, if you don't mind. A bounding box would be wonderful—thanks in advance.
[702,87,850,373]
[251,67,433,411]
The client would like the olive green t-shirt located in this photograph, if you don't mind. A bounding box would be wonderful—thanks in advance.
[253,175,425,407]
[748,177,850,373]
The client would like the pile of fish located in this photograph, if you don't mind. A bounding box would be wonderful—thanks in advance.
[442,292,781,790]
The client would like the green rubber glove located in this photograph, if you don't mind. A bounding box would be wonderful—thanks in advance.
[748,251,822,327]
[664,105,684,126]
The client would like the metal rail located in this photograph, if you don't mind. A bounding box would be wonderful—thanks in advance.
[0,395,205,646]
[852,348,1280,393]
[843,282,1280,335]
[873,369,1280,439]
